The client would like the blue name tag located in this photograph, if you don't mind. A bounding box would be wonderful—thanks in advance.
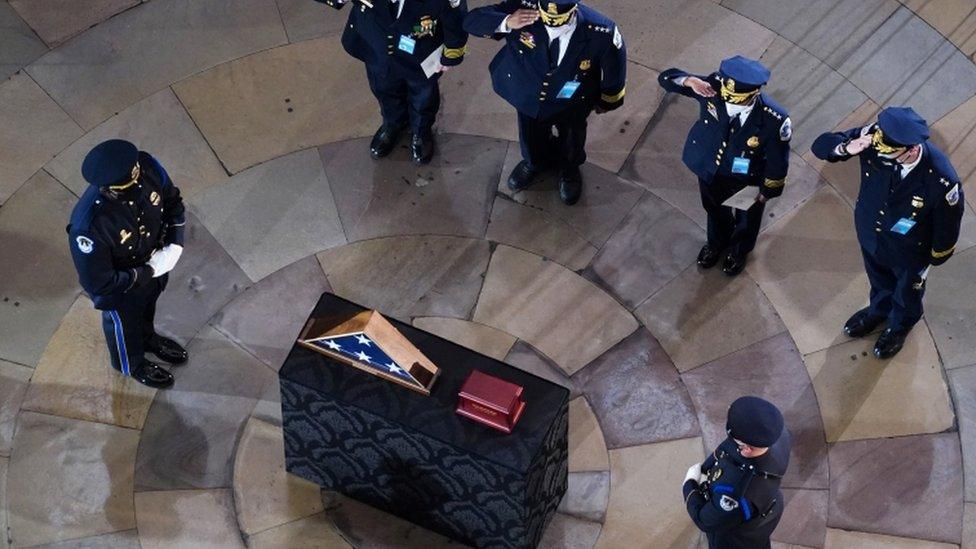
[731,157,750,174]
[891,218,916,234]
[398,35,416,54]
[557,81,580,99]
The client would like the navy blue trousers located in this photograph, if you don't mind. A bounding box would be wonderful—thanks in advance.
[365,64,440,137]
[100,275,166,375]
[861,247,926,332]
[517,105,590,170]
[699,175,766,257]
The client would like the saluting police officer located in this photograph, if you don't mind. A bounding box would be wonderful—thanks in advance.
[463,0,627,205]
[683,396,791,549]
[67,140,188,389]
[811,107,965,359]
[659,56,792,276]
[318,0,468,164]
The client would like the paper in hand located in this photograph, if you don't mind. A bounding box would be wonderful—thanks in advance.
[421,46,444,79]
[722,186,759,211]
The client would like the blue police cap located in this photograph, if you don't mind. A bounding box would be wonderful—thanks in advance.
[725,396,784,448]
[877,107,929,146]
[718,55,771,90]
[541,0,580,5]
[81,139,139,187]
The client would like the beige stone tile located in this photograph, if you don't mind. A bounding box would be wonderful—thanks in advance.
[927,247,976,370]
[323,492,463,548]
[174,36,379,174]
[965,502,976,548]
[903,0,976,58]
[275,0,348,43]
[412,317,516,361]
[930,94,976,210]
[597,438,703,549]
[0,1,48,81]
[0,360,31,457]
[559,471,610,523]
[45,88,229,200]
[802,99,882,207]
[486,197,599,271]
[135,489,244,549]
[635,267,785,372]
[473,246,639,375]
[436,40,517,142]
[803,326,952,442]
[0,72,82,204]
[0,456,7,549]
[587,64,665,173]
[26,0,288,130]
[233,417,323,536]
[748,187,870,355]
[538,513,602,549]
[824,528,958,549]
[9,0,139,47]
[7,412,138,547]
[569,397,610,473]
[22,296,156,430]
[247,512,352,549]
[33,530,140,548]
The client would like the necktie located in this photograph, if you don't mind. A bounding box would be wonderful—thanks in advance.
[548,36,560,70]
[389,0,398,19]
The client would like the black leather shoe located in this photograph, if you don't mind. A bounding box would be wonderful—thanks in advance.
[843,307,885,338]
[507,160,541,191]
[132,361,174,389]
[369,124,403,159]
[559,166,583,206]
[411,133,434,165]
[874,328,909,359]
[697,245,722,269]
[722,253,747,276]
[146,334,188,365]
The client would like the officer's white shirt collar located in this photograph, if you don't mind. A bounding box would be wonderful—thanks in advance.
[899,146,923,179]
[725,100,755,125]
[497,13,578,67]
[390,0,404,19]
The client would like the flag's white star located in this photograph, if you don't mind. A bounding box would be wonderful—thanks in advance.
[386,362,403,374]
[356,350,372,363]
[355,334,371,346]
[324,340,342,351]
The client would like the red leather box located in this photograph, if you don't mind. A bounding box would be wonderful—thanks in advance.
[456,370,526,434]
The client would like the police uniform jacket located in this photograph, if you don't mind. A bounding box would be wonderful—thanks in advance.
[811,125,964,268]
[463,1,627,119]
[68,153,186,311]
[659,69,791,199]
[321,0,469,76]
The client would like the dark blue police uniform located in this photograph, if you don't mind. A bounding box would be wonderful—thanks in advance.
[464,0,626,205]
[659,56,792,275]
[67,140,188,388]
[812,107,964,358]
[319,0,468,163]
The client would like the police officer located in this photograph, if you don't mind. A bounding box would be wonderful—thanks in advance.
[683,396,791,549]
[67,140,189,389]
[463,0,627,205]
[319,0,468,164]
[811,107,964,358]
[659,56,792,275]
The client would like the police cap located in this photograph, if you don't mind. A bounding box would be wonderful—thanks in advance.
[81,139,139,188]
[877,107,930,147]
[725,396,784,448]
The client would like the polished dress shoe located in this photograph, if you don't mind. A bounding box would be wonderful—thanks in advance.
[559,166,583,206]
[507,161,541,191]
[722,253,747,276]
[697,245,722,269]
[843,307,885,338]
[369,124,403,159]
[132,361,174,389]
[411,134,434,165]
[874,328,909,359]
[146,334,188,365]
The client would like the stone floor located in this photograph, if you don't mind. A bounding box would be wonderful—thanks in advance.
[1,0,975,547]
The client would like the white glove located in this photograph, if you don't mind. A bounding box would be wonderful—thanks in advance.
[684,463,703,484]
[147,244,183,277]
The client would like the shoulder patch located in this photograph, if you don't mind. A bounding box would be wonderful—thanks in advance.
[718,494,739,512]
[76,235,94,254]
[613,25,623,49]
[947,183,960,206]
[780,117,792,141]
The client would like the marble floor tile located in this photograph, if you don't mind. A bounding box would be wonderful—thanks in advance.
[167,325,276,400]
[234,417,324,535]
[153,211,251,345]
[436,40,518,143]
[174,36,377,174]
[635,265,785,372]
[504,340,575,396]
[926,248,976,369]
[747,187,869,355]
[558,471,610,523]
[247,512,352,549]
[682,333,829,490]
[573,329,699,448]
[135,489,245,549]
[32,530,141,549]
[192,149,346,282]
[324,492,465,548]
[412,317,516,361]
[585,192,702,309]
[759,153,827,234]
[0,72,82,205]
[802,99,882,208]
[26,0,287,130]
[828,433,963,543]
[0,1,48,81]
[211,256,331,370]
[9,0,138,48]
[7,412,138,547]
[251,377,283,428]
[538,513,602,549]
[276,0,348,43]
[321,134,504,242]
[965,502,976,547]
[773,489,828,548]
[22,297,156,430]
[948,365,976,502]
[486,197,599,271]
[45,88,229,200]
[904,0,976,58]
[318,235,490,322]
[0,456,7,549]
[474,246,638,375]
[0,360,31,457]
[568,397,610,473]
[597,438,704,549]
[824,528,957,549]
[930,94,976,226]
[804,327,952,442]
[0,171,83,367]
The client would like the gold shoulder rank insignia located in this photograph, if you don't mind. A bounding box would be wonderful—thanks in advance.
[747,136,760,148]
[119,229,132,244]
[911,196,924,209]
[150,191,161,206]
[519,31,536,48]
[580,59,591,71]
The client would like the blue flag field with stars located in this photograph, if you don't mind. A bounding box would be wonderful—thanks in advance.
[309,332,420,386]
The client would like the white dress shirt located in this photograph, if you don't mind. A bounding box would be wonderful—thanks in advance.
[497,13,578,66]
[725,101,754,126]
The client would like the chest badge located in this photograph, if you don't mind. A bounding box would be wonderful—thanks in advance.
[579,59,591,71]
[413,16,437,38]
[911,196,924,209]
[708,467,723,482]
[747,136,760,148]
[150,191,161,206]
[519,31,536,49]
[707,102,719,120]
[119,229,132,244]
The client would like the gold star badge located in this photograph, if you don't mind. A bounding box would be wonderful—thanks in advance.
[747,136,760,148]
[579,59,591,71]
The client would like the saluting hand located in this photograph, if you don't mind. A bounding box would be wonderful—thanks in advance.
[684,76,716,98]
[505,9,539,30]
[844,134,872,155]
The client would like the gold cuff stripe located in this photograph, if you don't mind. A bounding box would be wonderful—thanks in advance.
[763,177,786,189]
[601,88,626,103]
[443,45,468,59]
[932,246,955,259]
